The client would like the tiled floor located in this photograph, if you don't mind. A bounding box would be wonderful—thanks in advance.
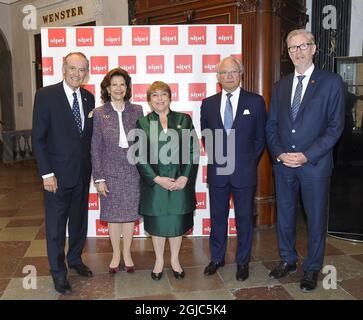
[1,161,363,300]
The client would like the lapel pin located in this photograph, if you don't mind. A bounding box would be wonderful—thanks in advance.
[88,111,93,118]
[311,80,315,84]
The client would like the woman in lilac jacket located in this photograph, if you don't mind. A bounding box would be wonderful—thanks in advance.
[91,68,143,273]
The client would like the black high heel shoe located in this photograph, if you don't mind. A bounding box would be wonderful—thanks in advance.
[172,269,185,279]
[151,270,163,280]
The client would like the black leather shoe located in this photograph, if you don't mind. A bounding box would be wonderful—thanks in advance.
[69,263,93,277]
[172,269,185,279]
[236,264,249,281]
[53,277,72,295]
[204,260,225,275]
[300,271,318,292]
[269,261,297,279]
[151,270,163,280]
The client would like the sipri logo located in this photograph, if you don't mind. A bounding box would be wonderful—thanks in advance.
[48,28,66,47]
[81,84,95,97]
[96,219,109,236]
[229,194,234,209]
[228,218,236,235]
[196,192,207,209]
[90,56,109,75]
[202,218,211,235]
[88,193,99,210]
[146,55,164,74]
[185,227,194,236]
[76,28,94,47]
[104,27,122,46]
[118,56,137,74]
[132,27,150,46]
[132,84,149,102]
[188,26,207,45]
[42,57,54,76]
[202,165,207,183]
[216,82,222,93]
[189,83,206,101]
[174,55,193,73]
[202,54,221,73]
[133,220,141,236]
[216,26,235,44]
[199,139,206,156]
[169,83,179,101]
[160,26,178,45]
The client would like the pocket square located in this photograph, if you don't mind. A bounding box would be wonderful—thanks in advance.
[243,109,250,115]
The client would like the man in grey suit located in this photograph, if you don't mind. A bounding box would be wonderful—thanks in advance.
[266,29,344,292]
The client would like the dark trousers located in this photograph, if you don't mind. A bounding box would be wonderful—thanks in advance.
[208,184,255,266]
[44,181,89,278]
[274,165,330,271]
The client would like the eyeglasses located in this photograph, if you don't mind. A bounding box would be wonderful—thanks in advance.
[288,43,314,53]
[218,70,241,77]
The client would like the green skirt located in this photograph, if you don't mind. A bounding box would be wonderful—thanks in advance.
[143,213,194,237]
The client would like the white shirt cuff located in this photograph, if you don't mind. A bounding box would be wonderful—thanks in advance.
[42,173,55,179]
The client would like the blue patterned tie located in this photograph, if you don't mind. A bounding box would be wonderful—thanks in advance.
[224,93,233,134]
[291,75,305,121]
[72,92,82,133]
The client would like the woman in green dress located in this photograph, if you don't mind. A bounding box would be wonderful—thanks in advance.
[135,81,199,280]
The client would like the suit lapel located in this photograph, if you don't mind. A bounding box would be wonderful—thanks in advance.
[214,93,224,130]
[104,102,120,138]
[122,101,133,136]
[80,88,90,133]
[231,89,245,130]
[297,68,319,115]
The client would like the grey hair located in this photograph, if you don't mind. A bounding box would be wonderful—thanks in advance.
[63,52,90,70]
[217,56,244,74]
[286,29,315,45]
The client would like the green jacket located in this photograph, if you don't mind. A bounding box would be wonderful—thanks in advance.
[135,110,199,216]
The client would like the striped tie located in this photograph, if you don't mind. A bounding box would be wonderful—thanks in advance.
[291,75,305,121]
[224,93,233,134]
[72,92,82,133]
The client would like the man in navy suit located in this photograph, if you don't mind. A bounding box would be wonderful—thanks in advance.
[266,29,344,292]
[201,56,266,281]
[32,52,95,295]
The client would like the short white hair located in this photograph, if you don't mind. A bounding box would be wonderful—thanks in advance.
[217,56,244,74]
[286,29,315,45]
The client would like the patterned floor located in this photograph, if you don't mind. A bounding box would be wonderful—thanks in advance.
[0,161,363,300]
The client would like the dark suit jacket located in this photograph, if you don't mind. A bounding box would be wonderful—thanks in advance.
[91,101,143,181]
[266,67,345,177]
[32,81,95,187]
[200,88,266,188]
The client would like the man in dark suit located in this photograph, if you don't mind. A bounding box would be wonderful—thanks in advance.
[32,52,95,295]
[266,29,345,292]
[201,56,266,281]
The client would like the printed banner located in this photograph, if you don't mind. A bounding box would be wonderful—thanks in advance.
[41,24,242,236]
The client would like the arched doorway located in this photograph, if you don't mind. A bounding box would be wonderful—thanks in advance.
[0,29,15,133]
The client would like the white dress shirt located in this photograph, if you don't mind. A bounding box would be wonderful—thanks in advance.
[63,80,85,130]
[111,102,129,148]
[291,63,315,105]
[220,87,241,126]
